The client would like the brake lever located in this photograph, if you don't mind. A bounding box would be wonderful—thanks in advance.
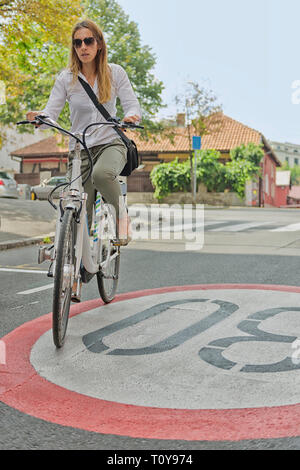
[17,120,31,125]
[16,115,49,126]
[121,122,144,129]
[35,115,49,121]
[17,119,40,128]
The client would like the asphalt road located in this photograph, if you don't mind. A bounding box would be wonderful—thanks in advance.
[1,238,300,450]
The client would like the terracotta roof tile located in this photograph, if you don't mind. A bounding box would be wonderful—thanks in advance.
[127,114,262,153]
[11,135,69,157]
[10,114,266,157]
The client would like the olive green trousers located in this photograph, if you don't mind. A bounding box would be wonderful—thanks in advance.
[68,138,127,229]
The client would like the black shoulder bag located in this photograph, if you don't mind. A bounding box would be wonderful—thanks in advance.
[78,76,140,177]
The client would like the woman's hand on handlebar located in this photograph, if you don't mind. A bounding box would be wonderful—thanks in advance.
[26,111,42,127]
[123,115,140,124]
[122,115,144,129]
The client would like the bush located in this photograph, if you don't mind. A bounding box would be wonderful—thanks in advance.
[150,158,191,199]
[196,149,229,192]
[225,143,264,198]
[150,143,264,200]
[150,150,228,199]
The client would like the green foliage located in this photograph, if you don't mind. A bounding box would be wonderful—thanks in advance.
[1,0,165,143]
[0,2,81,140]
[150,159,191,200]
[278,161,300,185]
[175,81,223,139]
[81,0,165,137]
[196,149,228,192]
[225,143,264,198]
[230,142,264,166]
[150,143,265,200]
[0,36,71,131]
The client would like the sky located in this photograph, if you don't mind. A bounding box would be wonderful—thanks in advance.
[117,0,300,144]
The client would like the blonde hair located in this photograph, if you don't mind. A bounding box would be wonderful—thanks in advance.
[68,19,111,103]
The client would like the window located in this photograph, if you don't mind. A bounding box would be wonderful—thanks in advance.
[0,172,12,179]
[265,174,269,195]
[295,158,299,165]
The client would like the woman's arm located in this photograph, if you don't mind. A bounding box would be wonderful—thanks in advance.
[26,73,67,128]
[115,65,142,123]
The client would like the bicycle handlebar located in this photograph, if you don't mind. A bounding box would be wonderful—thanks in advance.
[16,115,144,136]
[16,115,144,210]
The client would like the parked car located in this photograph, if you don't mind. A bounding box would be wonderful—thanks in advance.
[0,171,19,199]
[30,176,68,200]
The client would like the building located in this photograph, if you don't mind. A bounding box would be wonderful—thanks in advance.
[126,114,281,207]
[274,171,291,207]
[269,140,300,168]
[10,114,282,206]
[0,126,50,176]
[288,186,300,205]
[11,134,69,186]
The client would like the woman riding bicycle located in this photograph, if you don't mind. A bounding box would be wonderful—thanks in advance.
[26,19,142,245]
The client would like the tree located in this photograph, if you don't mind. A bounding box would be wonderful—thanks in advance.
[150,158,191,200]
[196,149,228,192]
[150,144,264,201]
[225,143,264,199]
[174,81,223,200]
[0,0,82,44]
[278,161,300,185]
[150,150,227,200]
[0,0,165,148]
[0,0,83,145]
[83,0,165,137]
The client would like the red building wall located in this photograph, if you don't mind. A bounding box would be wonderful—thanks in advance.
[274,186,289,207]
[262,153,277,207]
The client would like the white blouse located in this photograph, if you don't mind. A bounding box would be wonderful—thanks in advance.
[40,64,142,151]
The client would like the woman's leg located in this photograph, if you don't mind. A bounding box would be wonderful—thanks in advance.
[68,140,129,240]
[91,140,128,223]
[67,150,96,231]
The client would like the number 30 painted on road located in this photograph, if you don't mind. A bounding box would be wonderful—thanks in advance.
[199,307,300,373]
[82,300,300,373]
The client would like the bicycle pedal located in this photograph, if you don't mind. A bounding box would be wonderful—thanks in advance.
[38,245,54,264]
[112,237,131,247]
[47,262,54,278]
[71,278,82,303]
[80,265,95,284]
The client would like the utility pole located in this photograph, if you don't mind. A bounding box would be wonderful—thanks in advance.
[192,136,201,203]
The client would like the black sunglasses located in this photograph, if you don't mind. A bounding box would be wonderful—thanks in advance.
[73,37,96,48]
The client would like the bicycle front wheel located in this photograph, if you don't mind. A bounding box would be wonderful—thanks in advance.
[52,208,76,348]
[97,244,120,303]
[96,205,120,304]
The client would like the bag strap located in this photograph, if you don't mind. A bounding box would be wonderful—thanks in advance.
[78,76,131,145]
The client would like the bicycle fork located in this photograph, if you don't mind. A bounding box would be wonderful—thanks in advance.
[38,142,84,279]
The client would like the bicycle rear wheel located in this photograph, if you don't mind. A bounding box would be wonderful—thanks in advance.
[52,208,76,348]
[96,205,120,304]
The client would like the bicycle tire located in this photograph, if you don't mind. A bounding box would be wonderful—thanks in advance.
[52,208,76,348]
[96,207,120,304]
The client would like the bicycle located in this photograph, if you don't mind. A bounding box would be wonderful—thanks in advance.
[17,115,143,348]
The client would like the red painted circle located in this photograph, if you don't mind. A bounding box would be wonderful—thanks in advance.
[1,284,300,441]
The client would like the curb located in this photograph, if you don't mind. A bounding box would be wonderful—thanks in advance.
[0,233,55,251]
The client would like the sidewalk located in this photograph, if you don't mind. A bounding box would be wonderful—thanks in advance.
[0,222,55,250]
[0,228,55,250]
[0,199,56,250]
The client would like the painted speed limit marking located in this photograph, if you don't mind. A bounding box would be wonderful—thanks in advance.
[1,284,300,441]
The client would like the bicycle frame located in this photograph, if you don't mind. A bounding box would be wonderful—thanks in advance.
[18,114,141,282]
[51,136,118,286]
[16,114,142,346]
